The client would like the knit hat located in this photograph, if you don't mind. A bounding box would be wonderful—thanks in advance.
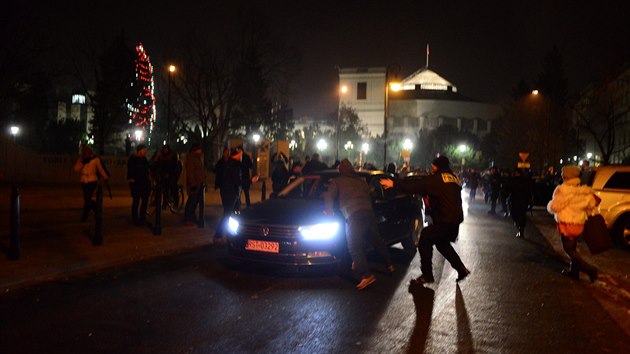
[338,159,354,176]
[562,165,580,180]
[432,155,450,170]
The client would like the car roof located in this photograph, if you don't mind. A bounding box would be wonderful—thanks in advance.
[591,165,630,190]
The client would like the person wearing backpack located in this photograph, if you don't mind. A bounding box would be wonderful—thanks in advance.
[74,145,109,222]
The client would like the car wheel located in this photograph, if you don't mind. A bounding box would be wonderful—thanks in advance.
[401,215,421,256]
[614,214,630,249]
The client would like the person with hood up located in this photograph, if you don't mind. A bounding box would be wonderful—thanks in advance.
[380,155,470,285]
[324,159,394,290]
[547,165,599,282]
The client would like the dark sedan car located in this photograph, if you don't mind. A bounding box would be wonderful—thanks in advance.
[226,170,423,266]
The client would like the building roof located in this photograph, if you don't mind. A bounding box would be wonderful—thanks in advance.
[392,87,479,102]
[400,68,458,92]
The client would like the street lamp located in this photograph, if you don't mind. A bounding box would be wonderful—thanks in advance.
[134,129,143,141]
[403,138,413,151]
[458,144,468,171]
[167,64,176,146]
[317,138,327,152]
[336,84,348,161]
[384,64,401,169]
[360,142,370,168]
[9,126,19,143]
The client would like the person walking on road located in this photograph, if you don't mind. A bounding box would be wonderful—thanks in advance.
[380,155,470,285]
[240,147,253,208]
[127,144,150,225]
[506,168,533,238]
[184,144,206,226]
[324,159,394,290]
[547,165,599,282]
[487,166,501,214]
[74,145,109,222]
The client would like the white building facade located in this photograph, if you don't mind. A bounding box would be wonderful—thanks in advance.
[338,66,501,138]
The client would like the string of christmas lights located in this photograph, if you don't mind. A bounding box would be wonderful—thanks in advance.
[128,43,156,145]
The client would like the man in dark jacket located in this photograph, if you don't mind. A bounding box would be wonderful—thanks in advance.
[324,159,394,290]
[380,155,470,285]
[184,144,206,225]
[507,168,533,238]
[488,166,501,214]
[302,153,327,175]
[240,147,253,207]
[127,144,150,225]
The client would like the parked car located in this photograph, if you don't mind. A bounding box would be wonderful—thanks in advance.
[589,165,630,248]
[226,169,423,266]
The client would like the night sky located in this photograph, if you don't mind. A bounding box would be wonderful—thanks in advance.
[9,0,630,119]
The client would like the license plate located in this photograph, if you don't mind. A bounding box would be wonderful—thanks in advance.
[245,239,280,253]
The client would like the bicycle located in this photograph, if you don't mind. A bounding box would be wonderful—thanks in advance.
[147,181,185,216]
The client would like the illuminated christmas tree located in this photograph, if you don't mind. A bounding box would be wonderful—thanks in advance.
[128,42,156,145]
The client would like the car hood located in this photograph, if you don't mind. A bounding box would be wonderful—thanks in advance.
[238,198,336,225]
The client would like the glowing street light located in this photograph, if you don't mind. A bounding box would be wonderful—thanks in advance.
[9,126,19,142]
[289,139,297,150]
[361,142,370,153]
[134,129,143,141]
[403,138,413,151]
[344,141,354,151]
[532,90,539,95]
[458,144,468,153]
[253,133,261,144]
[586,152,593,159]
[340,85,348,94]
[317,138,327,152]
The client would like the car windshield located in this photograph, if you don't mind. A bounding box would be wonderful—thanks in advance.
[278,172,386,200]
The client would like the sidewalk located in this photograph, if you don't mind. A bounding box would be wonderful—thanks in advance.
[0,183,265,292]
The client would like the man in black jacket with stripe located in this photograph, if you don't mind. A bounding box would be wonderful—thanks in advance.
[380,155,470,284]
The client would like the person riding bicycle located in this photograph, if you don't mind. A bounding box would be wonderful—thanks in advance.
[153,144,181,207]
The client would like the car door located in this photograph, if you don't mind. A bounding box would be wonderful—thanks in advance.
[367,174,411,243]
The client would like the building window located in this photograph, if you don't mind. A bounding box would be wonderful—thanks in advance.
[461,118,474,131]
[477,119,488,131]
[72,94,86,104]
[357,82,367,100]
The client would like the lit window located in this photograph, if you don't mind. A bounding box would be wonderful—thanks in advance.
[72,94,86,104]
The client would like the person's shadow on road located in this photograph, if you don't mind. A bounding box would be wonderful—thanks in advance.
[456,284,474,353]
[407,281,435,353]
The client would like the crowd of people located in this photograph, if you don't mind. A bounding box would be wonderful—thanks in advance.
[74,143,601,290]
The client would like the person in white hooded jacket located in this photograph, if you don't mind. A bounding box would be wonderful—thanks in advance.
[547,165,598,282]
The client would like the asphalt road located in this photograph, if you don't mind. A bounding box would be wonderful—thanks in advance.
[1,201,629,353]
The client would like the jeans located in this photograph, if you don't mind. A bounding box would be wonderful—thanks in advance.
[561,235,597,275]
[81,182,97,220]
[130,183,150,222]
[216,189,241,238]
[418,223,467,279]
[345,209,391,278]
[184,187,204,224]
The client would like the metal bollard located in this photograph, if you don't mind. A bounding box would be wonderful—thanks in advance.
[198,185,205,228]
[154,182,162,235]
[93,183,103,246]
[9,185,21,260]
[261,179,266,201]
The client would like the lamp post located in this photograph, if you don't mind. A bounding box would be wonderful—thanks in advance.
[336,84,348,161]
[383,65,401,169]
[360,142,370,168]
[10,125,19,143]
[167,64,176,146]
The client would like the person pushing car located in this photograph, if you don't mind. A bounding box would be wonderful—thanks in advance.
[380,155,470,285]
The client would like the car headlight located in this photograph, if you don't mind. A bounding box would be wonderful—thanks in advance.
[299,222,340,241]
[227,216,239,236]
